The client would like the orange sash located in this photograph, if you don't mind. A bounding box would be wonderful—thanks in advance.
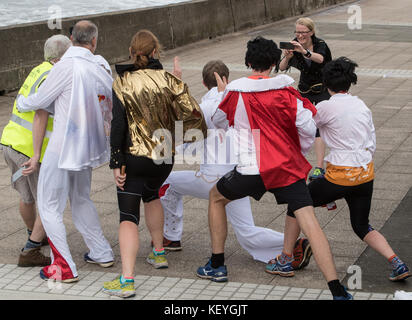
[325,162,374,186]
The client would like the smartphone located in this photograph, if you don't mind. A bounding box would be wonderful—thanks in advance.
[279,42,295,50]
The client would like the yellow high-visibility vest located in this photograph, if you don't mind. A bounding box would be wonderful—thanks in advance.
[0,61,54,162]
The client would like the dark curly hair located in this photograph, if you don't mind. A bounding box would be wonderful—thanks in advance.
[322,57,358,92]
[245,36,281,72]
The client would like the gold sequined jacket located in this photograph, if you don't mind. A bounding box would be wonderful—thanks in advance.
[110,62,207,168]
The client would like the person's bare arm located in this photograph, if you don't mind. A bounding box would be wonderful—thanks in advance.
[290,41,324,64]
[279,49,294,71]
[22,109,49,175]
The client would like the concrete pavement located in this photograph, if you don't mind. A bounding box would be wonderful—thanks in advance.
[0,0,411,300]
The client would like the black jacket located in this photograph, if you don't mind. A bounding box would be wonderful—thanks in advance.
[287,36,332,92]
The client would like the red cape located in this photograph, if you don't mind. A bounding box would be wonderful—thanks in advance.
[218,86,316,189]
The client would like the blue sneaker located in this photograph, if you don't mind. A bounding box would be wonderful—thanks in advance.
[333,293,353,300]
[265,255,294,277]
[389,262,411,281]
[309,167,325,181]
[333,287,353,300]
[197,260,228,282]
[39,268,79,283]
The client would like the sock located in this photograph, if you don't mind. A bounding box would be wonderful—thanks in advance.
[153,247,165,256]
[211,253,224,269]
[327,280,347,297]
[278,251,294,264]
[120,275,134,284]
[23,238,41,251]
[389,255,404,269]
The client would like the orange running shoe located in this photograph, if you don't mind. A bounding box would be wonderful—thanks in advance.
[292,238,312,270]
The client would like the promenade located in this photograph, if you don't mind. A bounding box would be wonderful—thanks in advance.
[0,0,411,301]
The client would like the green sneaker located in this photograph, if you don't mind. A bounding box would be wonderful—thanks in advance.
[147,251,168,269]
[102,275,135,298]
[309,167,325,181]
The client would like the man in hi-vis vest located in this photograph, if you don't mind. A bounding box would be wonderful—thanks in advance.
[0,35,72,267]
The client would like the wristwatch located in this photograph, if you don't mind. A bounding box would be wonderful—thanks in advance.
[304,49,312,58]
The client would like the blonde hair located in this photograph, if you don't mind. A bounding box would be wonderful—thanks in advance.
[130,30,162,69]
[296,17,316,35]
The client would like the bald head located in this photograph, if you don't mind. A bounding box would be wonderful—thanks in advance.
[71,20,98,52]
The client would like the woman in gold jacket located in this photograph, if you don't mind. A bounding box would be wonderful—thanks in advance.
[103,30,207,298]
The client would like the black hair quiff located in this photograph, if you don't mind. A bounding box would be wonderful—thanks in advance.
[322,56,358,92]
[245,36,281,72]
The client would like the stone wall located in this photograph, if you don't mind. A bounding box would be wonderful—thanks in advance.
[0,0,351,93]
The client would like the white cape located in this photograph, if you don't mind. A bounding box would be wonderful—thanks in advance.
[58,48,113,170]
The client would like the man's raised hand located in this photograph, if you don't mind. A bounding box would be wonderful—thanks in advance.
[214,72,228,92]
[173,56,182,79]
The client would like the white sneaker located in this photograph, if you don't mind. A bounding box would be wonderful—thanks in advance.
[84,253,114,268]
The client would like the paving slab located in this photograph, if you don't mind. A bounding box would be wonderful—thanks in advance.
[0,0,411,301]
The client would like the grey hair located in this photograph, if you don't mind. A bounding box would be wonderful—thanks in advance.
[44,35,72,61]
[71,20,98,45]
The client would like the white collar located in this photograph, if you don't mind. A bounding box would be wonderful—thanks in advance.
[330,93,351,99]
[61,46,95,63]
[226,74,294,92]
[201,87,219,102]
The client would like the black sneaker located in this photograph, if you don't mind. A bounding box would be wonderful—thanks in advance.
[163,238,182,251]
[151,237,182,251]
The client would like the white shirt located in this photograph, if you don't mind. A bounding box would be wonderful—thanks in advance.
[17,46,113,170]
[198,87,237,176]
[314,93,376,168]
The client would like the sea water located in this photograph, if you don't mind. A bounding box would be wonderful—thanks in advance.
[0,0,190,27]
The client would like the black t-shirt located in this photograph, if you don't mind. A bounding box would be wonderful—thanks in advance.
[287,36,332,92]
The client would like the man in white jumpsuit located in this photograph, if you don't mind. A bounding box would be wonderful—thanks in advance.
[17,20,114,283]
[160,61,311,265]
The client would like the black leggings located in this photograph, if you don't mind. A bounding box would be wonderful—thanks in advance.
[117,155,173,225]
[308,178,374,240]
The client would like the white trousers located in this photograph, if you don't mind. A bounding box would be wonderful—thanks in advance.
[160,170,284,263]
[37,152,113,278]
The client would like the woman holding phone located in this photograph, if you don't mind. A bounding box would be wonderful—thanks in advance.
[279,17,332,181]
